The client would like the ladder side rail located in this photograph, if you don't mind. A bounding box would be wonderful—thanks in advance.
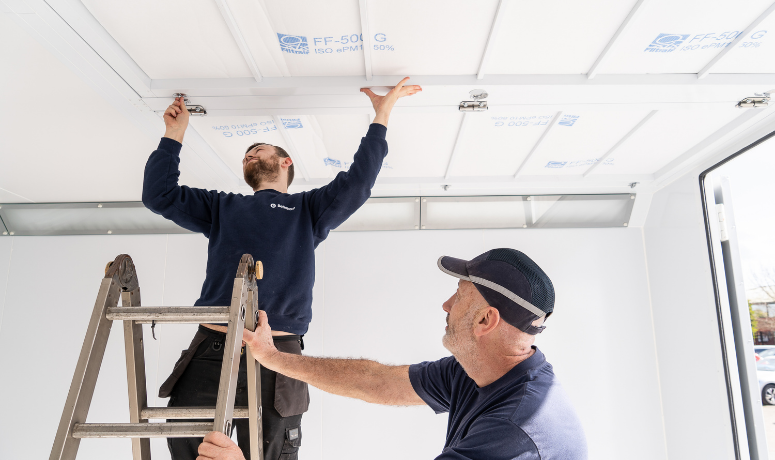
[245,286,264,460]
[122,288,151,460]
[213,277,248,434]
[49,277,121,460]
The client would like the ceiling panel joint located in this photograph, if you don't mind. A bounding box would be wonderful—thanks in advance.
[272,116,310,182]
[697,1,775,79]
[214,0,263,83]
[513,111,563,178]
[358,0,373,81]
[587,0,650,79]
[583,110,658,177]
[477,0,508,80]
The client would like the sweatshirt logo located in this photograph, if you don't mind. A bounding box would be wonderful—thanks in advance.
[271,203,295,211]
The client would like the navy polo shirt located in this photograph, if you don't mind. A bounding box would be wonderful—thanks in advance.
[409,347,587,460]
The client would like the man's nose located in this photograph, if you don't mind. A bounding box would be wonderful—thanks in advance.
[442,294,455,313]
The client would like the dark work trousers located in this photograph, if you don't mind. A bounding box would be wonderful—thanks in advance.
[162,327,309,460]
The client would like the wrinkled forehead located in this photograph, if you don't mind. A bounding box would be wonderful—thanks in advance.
[457,279,478,296]
[246,144,276,156]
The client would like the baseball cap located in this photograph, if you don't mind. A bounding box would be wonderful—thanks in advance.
[437,248,554,335]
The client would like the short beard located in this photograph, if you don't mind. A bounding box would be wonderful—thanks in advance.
[244,156,280,190]
[442,309,477,359]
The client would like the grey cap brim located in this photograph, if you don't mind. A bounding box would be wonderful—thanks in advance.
[437,256,471,280]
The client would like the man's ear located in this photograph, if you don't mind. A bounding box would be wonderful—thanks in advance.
[474,306,500,337]
[280,157,293,169]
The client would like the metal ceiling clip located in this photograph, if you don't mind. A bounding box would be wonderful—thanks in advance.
[173,93,208,116]
[459,89,489,112]
[736,93,770,109]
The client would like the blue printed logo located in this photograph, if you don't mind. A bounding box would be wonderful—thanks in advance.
[323,157,341,168]
[545,161,567,169]
[277,33,309,55]
[645,34,690,53]
[280,118,303,129]
[559,115,579,127]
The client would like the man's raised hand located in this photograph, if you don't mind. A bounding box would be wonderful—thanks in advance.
[360,77,422,127]
[163,96,189,143]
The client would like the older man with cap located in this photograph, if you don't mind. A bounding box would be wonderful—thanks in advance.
[198,248,587,460]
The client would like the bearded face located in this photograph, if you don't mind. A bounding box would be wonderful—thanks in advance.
[442,305,478,357]
[244,154,281,190]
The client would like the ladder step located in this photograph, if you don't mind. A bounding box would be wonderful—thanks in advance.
[141,406,251,420]
[72,422,213,438]
[106,306,230,323]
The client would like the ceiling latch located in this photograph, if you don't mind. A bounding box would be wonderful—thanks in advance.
[736,93,770,109]
[173,93,207,116]
[459,89,488,112]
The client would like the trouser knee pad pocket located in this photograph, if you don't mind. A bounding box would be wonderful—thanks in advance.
[279,426,301,460]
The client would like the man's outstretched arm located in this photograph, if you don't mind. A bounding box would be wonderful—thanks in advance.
[143,97,215,234]
[306,78,422,241]
[243,311,425,407]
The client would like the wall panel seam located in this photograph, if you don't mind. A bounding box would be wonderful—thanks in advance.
[0,237,13,336]
[640,226,670,460]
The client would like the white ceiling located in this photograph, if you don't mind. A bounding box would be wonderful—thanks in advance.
[1,0,775,204]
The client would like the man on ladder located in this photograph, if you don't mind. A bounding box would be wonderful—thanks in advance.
[143,77,421,460]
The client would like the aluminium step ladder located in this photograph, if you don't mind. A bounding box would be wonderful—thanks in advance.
[50,253,265,460]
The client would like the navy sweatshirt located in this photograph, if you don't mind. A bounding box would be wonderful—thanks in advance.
[142,123,388,335]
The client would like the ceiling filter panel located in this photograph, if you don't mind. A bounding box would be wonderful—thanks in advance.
[592,109,742,175]
[260,0,366,76]
[81,0,253,79]
[382,114,463,178]
[369,0,499,75]
[448,112,558,177]
[521,111,652,176]
[600,0,775,74]
[486,0,639,75]
[313,114,373,177]
[711,11,775,74]
[189,116,286,182]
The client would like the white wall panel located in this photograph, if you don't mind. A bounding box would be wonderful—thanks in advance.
[81,0,254,79]
[0,238,12,334]
[487,0,639,75]
[643,176,736,459]
[0,235,168,460]
[601,0,774,74]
